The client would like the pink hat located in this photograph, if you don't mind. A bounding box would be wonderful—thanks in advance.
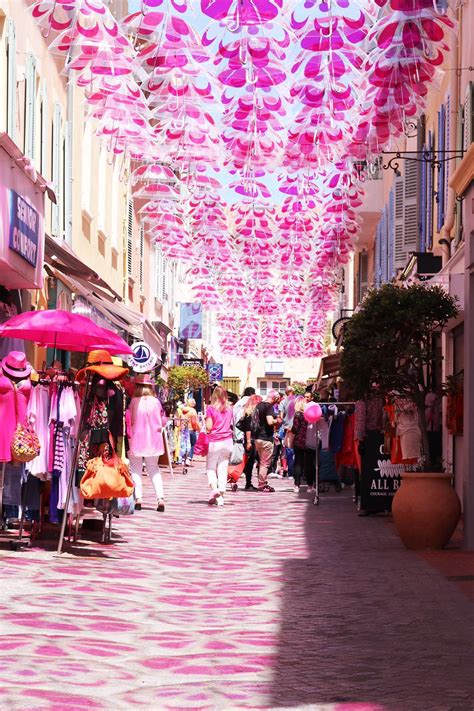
[1,351,32,379]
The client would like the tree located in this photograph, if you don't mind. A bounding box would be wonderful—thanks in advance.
[340,283,458,468]
[167,365,209,398]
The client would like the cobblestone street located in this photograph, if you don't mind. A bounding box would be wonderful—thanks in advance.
[1,467,473,711]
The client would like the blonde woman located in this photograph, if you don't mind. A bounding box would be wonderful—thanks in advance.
[181,397,200,465]
[205,386,233,506]
[127,376,167,512]
[291,396,308,493]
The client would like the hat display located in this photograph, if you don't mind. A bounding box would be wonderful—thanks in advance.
[76,349,128,382]
[1,351,32,379]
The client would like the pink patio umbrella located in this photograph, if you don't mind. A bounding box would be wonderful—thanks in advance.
[0,310,133,355]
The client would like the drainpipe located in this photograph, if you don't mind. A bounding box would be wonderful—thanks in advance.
[439,2,462,265]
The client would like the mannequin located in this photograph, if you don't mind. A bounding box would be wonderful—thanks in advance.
[0,351,33,519]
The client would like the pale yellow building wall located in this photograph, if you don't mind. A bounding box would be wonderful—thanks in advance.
[222,356,321,395]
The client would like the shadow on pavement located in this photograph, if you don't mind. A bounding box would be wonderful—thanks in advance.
[269,489,474,711]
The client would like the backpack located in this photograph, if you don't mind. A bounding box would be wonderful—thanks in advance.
[250,406,261,436]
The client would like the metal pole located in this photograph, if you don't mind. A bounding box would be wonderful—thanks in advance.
[313,430,320,506]
[56,373,92,555]
[0,462,5,529]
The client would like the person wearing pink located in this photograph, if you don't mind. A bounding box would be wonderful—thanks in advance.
[127,377,167,512]
[205,386,233,506]
[0,352,32,462]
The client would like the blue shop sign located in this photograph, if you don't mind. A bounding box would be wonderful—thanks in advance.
[8,190,39,267]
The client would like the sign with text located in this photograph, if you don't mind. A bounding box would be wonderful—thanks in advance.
[127,341,158,372]
[207,363,223,382]
[179,356,203,368]
[8,190,39,267]
[360,432,403,513]
[179,303,202,339]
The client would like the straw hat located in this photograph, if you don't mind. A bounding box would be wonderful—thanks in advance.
[77,349,128,382]
[1,351,32,379]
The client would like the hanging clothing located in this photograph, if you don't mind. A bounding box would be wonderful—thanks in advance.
[27,384,51,479]
[395,398,422,462]
[0,374,32,462]
[335,413,358,469]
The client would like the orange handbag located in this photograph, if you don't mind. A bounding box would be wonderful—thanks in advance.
[80,450,134,500]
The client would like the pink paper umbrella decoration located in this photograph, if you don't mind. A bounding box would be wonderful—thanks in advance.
[201,0,283,26]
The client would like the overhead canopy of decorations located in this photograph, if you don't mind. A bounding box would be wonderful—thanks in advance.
[30,0,454,357]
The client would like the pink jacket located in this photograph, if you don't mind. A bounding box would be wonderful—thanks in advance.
[127,396,167,457]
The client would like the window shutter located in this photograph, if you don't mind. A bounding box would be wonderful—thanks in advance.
[374,224,380,287]
[393,175,405,269]
[51,103,62,237]
[155,245,162,298]
[420,144,428,253]
[463,81,473,150]
[6,20,17,141]
[403,160,419,256]
[444,94,451,213]
[25,54,37,160]
[437,104,446,231]
[388,187,395,278]
[127,199,133,276]
[381,207,388,283]
[426,131,434,250]
[139,226,144,291]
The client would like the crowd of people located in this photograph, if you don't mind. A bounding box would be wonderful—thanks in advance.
[201,384,321,506]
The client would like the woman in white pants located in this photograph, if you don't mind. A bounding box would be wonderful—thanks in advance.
[127,375,167,512]
[205,386,233,506]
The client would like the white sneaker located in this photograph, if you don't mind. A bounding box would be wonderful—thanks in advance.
[307,486,315,493]
[208,489,220,505]
[293,485,300,493]
[216,495,225,506]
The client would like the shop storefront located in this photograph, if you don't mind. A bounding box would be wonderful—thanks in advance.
[0,132,54,360]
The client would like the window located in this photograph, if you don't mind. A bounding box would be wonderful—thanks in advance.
[111,162,119,248]
[81,121,92,212]
[155,245,163,297]
[358,252,369,302]
[97,146,106,231]
[258,379,289,396]
[6,19,16,140]
[24,54,37,160]
[393,162,420,270]
[463,82,473,151]
[39,79,48,177]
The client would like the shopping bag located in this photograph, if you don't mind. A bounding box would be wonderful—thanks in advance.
[194,430,209,456]
[80,452,134,499]
[230,441,244,465]
[110,494,136,516]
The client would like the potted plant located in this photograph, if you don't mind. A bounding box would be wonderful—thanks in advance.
[340,283,461,549]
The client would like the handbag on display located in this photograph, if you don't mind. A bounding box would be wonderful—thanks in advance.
[230,441,244,465]
[194,430,210,457]
[80,439,134,499]
[11,387,40,463]
[110,494,136,516]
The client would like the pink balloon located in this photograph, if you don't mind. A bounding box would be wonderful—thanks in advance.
[304,403,322,423]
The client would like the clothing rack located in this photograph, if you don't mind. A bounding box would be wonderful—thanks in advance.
[312,402,356,506]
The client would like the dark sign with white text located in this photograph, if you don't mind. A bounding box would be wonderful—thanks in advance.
[8,190,39,267]
[360,432,403,512]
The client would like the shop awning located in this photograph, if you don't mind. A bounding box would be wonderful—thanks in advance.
[316,352,343,386]
[48,268,165,353]
[45,236,121,301]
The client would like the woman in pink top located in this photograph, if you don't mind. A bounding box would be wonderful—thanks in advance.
[127,379,167,512]
[205,386,233,506]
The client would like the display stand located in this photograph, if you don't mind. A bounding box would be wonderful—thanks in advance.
[312,402,355,507]
[0,462,5,530]
[56,374,92,555]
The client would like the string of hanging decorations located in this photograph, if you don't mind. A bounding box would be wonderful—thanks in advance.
[29,0,455,357]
